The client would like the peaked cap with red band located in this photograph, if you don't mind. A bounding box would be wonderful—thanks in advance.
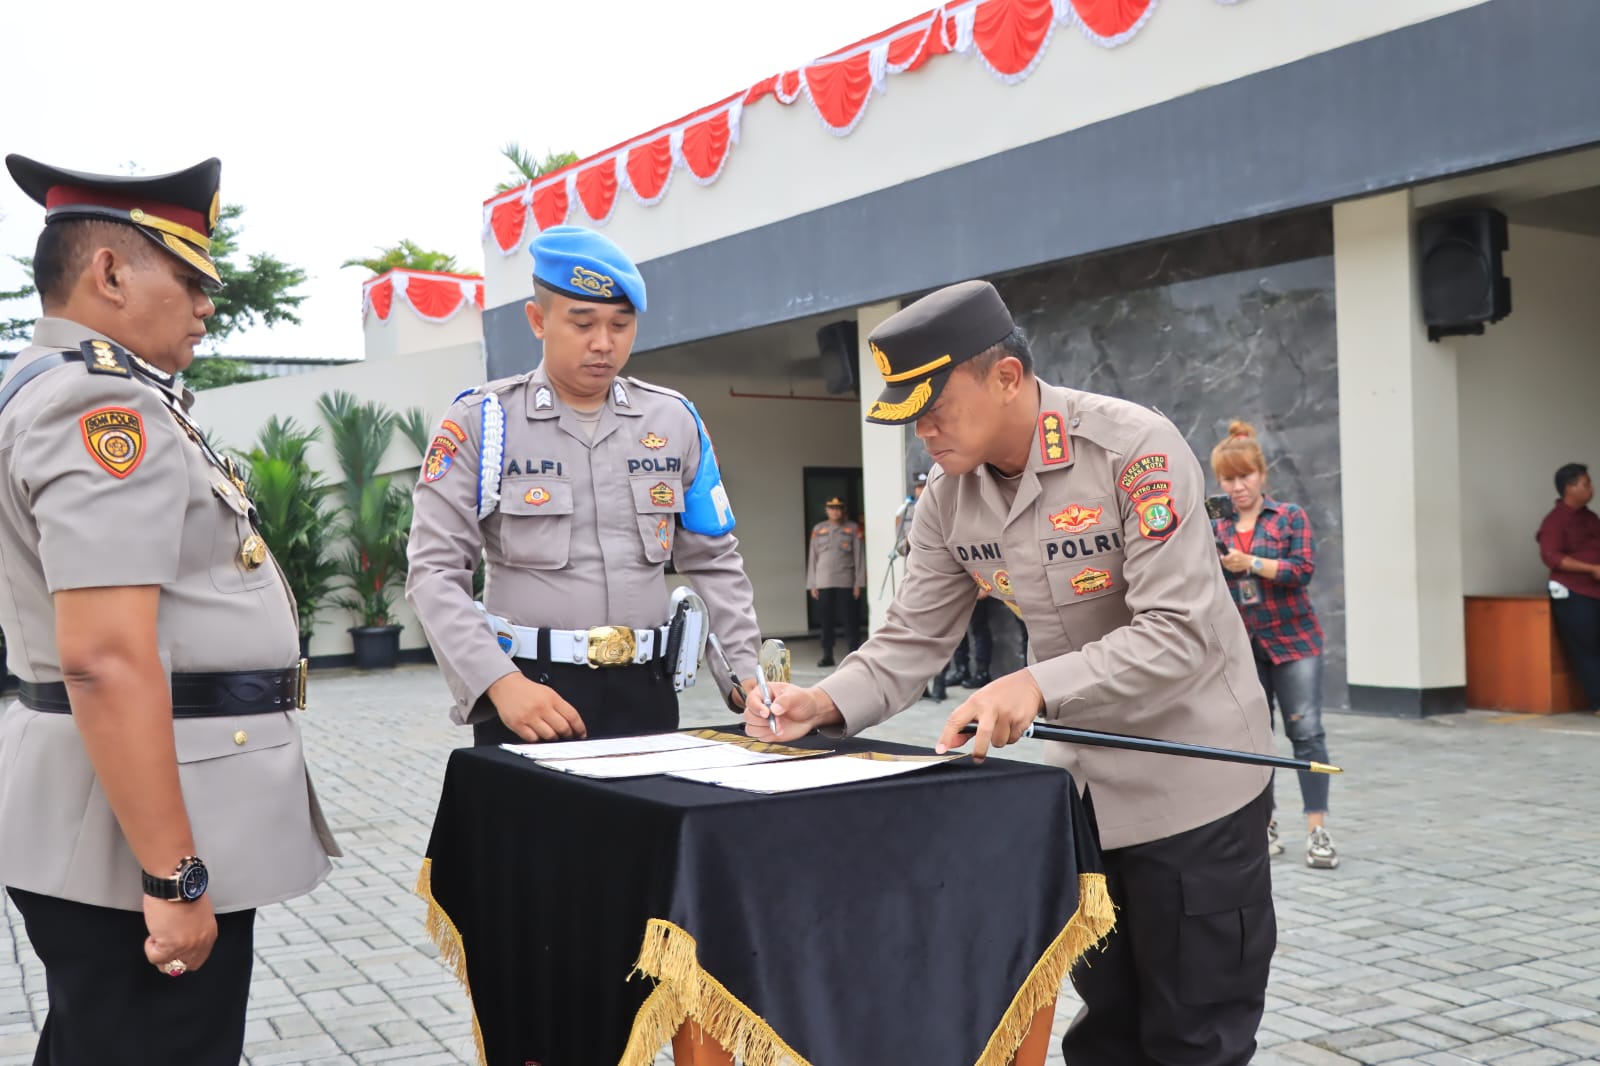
[5,155,223,291]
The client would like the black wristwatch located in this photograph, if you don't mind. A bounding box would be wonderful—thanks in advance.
[142,856,209,903]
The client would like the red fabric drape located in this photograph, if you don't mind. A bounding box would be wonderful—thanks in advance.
[972,0,1056,78]
[489,198,526,253]
[405,275,466,320]
[474,283,485,310]
[804,51,875,131]
[680,111,732,180]
[576,161,618,221]
[531,180,570,231]
[1068,0,1153,40]
[626,135,674,202]
[368,277,393,321]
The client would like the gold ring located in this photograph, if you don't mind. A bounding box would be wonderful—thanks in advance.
[164,960,187,977]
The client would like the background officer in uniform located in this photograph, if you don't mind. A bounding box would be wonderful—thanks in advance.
[806,496,863,667]
[0,156,337,1064]
[747,281,1278,1065]
[407,226,762,744]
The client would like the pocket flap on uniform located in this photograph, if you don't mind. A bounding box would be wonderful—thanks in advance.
[499,476,574,516]
[630,475,685,514]
[174,713,295,764]
[1181,856,1272,916]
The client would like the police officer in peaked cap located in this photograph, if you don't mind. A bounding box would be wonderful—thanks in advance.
[406,225,764,745]
[747,279,1279,1065]
[0,155,337,1064]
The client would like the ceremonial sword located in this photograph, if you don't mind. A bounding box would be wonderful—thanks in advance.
[958,720,1342,774]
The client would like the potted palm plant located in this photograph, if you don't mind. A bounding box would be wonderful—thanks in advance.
[233,417,340,657]
[318,391,415,669]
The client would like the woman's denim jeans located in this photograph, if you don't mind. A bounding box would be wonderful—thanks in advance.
[1255,654,1330,815]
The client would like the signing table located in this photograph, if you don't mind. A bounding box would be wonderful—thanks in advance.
[418,733,1112,1066]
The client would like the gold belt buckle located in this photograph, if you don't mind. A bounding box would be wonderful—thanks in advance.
[586,626,636,668]
[296,658,309,710]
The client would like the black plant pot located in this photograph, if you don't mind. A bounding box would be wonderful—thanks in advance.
[349,625,402,670]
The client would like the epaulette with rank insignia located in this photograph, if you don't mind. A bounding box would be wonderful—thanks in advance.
[80,338,132,377]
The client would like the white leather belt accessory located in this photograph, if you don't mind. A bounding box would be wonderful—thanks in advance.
[477,606,667,668]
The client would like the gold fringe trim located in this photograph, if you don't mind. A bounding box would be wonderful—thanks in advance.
[415,858,489,1066]
[974,871,1117,1066]
[621,918,812,1066]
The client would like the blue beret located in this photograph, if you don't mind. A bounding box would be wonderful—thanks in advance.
[529,225,646,312]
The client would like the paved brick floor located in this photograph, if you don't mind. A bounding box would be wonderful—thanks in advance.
[3,645,1598,1064]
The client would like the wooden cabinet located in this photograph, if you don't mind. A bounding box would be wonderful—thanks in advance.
[1464,595,1590,714]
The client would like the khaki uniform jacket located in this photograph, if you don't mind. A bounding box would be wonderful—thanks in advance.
[820,381,1273,849]
[0,318,338,912]
[406,366,761,723]
[806,520,864,590]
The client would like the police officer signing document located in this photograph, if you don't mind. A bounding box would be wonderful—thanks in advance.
[747,281,1278,1065]
[407,226,762,744]
[0,157,338,1064]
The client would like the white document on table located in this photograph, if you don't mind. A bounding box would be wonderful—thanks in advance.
[669,752,960,793]
[536,744,798,779]
[500,732,720,761]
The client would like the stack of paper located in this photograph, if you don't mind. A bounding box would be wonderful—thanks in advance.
[501,731,820,780]
[669,752,960,794]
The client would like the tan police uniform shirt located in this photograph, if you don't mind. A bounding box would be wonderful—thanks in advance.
[0,318,338,912]
[406,365,762,723]
[819,380,1274,849]
[806,519,864,591]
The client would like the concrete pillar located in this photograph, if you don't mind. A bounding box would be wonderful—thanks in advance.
[856,300,905,633]
[1334,190,1466,716]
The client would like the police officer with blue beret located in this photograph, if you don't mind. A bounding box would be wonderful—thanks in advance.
[406,226,763,743]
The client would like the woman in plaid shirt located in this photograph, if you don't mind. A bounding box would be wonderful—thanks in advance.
[1210,422,1338,870]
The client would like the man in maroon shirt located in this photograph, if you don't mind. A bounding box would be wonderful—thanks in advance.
[1536,462,1600,710]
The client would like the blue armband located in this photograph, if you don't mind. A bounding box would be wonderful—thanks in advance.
[677,397,735,536]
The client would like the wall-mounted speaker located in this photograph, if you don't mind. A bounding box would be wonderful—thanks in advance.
[817,320,859,395]
[1418,207,1511,341]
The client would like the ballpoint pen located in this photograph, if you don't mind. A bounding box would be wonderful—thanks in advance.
[753,671,779,737]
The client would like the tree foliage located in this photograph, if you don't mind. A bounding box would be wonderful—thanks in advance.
[317,391,415,629]
[182,356,265,391]
[495,142,579,192]
[1,255,35,345]
[205,203,309,346]
[340,239,474,277]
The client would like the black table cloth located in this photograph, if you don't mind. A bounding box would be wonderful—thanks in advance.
[418,732,1111,1066]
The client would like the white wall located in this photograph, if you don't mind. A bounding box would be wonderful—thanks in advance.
[641,366,863,637]
[484,0,1484,306]
[1456,224,1600,594]
[363,305,483,359]
[194,343,485,658]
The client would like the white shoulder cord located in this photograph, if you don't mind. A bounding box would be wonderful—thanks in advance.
[477,392,505,520]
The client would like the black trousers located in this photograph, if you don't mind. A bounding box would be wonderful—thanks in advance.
[1063,787,1276,1066]
[816,586,859,656]
[6,888,256,1066]
[1553,591,1600,709]
[472,657,680,746]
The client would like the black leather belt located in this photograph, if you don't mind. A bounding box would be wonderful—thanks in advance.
[18,662,308,717]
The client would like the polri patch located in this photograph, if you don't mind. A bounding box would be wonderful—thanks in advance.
[993,569,1015,597]
[1037,411,1069,465]
[1134,493,1180,541]
[80,406,144,477]
[1048,503,1102,534]
[423,437,455,482]
[80,339,130,376]
[649,481,675,507]
[525,486,551,506]
[1071,567,1113,595]
[1119,454,1169,494]
[441,419,467,443]
[640,432,667,450]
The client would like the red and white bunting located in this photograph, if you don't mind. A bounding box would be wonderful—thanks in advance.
[484,0,1241,252]
[363,270,485,325]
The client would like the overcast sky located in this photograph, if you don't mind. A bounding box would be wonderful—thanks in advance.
[0,0,920,358]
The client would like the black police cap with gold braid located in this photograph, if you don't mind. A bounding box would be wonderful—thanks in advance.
[864,280,1015,425]
[5,155,223,291]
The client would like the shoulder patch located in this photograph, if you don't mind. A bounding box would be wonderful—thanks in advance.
[80,339,131,377]
[80,406,145,477]
[1118,453,1169,494]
